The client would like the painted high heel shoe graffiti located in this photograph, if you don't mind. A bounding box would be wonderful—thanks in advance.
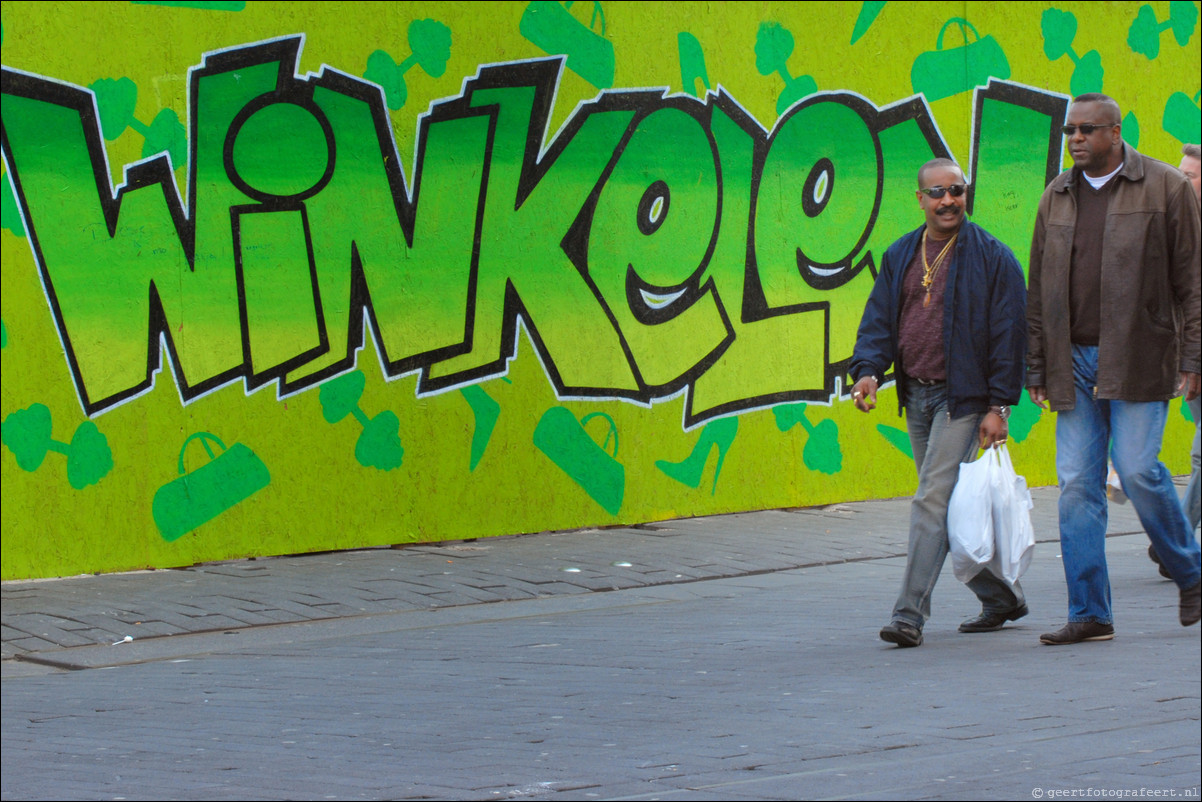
[773,402,842,475]
[534,406,624,515]
[754,22,817,116]
[876,423,913,460]
[677,32,710,98]
[1,403,113,489]
[656,416,738,495]
[461,384,500,472]
[850,1,887,45]
[319,371,404,471]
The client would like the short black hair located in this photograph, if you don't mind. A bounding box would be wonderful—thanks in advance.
[1070,93,1122,124]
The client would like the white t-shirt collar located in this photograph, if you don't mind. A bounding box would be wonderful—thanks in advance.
[1082,161,1124,190]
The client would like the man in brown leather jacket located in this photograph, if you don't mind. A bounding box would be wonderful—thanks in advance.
[1027,93,1201,645]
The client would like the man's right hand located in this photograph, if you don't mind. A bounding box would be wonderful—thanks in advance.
[852,376,878,413]
[1027,386,1048,410]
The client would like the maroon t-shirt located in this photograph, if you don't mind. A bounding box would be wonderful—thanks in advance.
[897,233,952,381]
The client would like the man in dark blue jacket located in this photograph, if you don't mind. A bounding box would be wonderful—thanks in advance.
[849,158,1028,648]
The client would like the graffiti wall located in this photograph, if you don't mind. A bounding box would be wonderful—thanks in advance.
[2,1,1198,579]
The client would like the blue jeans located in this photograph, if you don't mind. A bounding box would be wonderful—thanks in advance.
[1186,396,1200,533]
[892,379,1024,628]
[1056,346,1202,624]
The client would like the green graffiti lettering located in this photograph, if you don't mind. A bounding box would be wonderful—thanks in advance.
[755,95,880,300]
[688,98,828,420]
[289,81,487,385]
[190,54,290,378]
[1,43,1071,427]
[2,89,234,410]
[586,104,730,392]
[424,66,640,395]
[968,83,1069,269]
[234,207,325,380]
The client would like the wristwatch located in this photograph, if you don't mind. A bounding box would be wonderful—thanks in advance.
[988,405,1011,420]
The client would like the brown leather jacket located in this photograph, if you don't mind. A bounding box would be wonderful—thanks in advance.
[1026,144,1201,410]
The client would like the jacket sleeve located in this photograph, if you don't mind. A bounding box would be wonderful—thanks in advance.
[987,242,1028,406]
[849,249,898,384]
[1025,194,1049,388]
[1167,178,1201,374]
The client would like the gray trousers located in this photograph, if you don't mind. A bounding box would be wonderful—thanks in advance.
[892,380,1024,628]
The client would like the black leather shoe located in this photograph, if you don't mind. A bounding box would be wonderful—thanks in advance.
[879,621,923,647]
[1148,544,1172,579]
[1039,621,1115,645]
[1181,581,1201,627]
[958,604,1029,633]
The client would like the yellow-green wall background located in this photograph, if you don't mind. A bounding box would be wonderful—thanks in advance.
[2,1,1198,579]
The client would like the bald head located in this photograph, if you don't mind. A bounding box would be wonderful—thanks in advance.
[917,158,960,189]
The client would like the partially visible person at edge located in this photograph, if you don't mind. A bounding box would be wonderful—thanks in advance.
[1179,143,1202,536]
[849,158,1028,649]
[1027,95,1202,645]
[1149,143,1202,578]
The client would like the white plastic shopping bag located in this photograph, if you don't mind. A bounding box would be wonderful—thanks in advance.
[990,444,1035,586]
[947,449,997,583]
[1106,461,1128,504]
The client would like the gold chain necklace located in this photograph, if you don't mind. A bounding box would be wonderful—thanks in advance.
[921,229,957,308]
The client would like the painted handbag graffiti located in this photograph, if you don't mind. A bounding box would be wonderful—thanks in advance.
[533,406,624,515]
[520,1,614,89]
[152,432,271,542]
[911,18,1010,102]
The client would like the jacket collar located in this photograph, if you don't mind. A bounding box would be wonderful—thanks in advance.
[907,219,979,244]
[1057,143,1143,192]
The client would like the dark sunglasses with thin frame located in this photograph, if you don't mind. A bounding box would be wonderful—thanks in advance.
[919,184,967,199]
[1061,123,1116,136]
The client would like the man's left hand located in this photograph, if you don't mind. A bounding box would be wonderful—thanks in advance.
[979,411,1008,450]
[1179,372,1201,402]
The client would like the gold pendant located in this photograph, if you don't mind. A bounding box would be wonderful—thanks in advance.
[923,291,931,308]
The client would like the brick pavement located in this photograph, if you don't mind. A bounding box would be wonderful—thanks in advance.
[1,506,1198,801]
[0,486,1150,668]
[3,482,1201,802]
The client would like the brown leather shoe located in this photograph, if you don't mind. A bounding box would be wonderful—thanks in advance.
[958,604,1030,633]
[1148,544,1172,579]
[1181,581,1201,627]
[1039,621,1115,645]
[879,621,923,647]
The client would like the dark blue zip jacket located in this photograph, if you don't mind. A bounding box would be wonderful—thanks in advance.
[849,220,1027,419]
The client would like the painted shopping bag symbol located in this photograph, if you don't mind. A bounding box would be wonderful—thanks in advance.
[152,432,271,542]
[534,406,624,515]
[911,17,1010,102]
[520,1,614,89]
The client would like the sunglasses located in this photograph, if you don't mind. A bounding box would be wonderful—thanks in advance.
[919,184,967,198]
[1061,123,1116,136]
